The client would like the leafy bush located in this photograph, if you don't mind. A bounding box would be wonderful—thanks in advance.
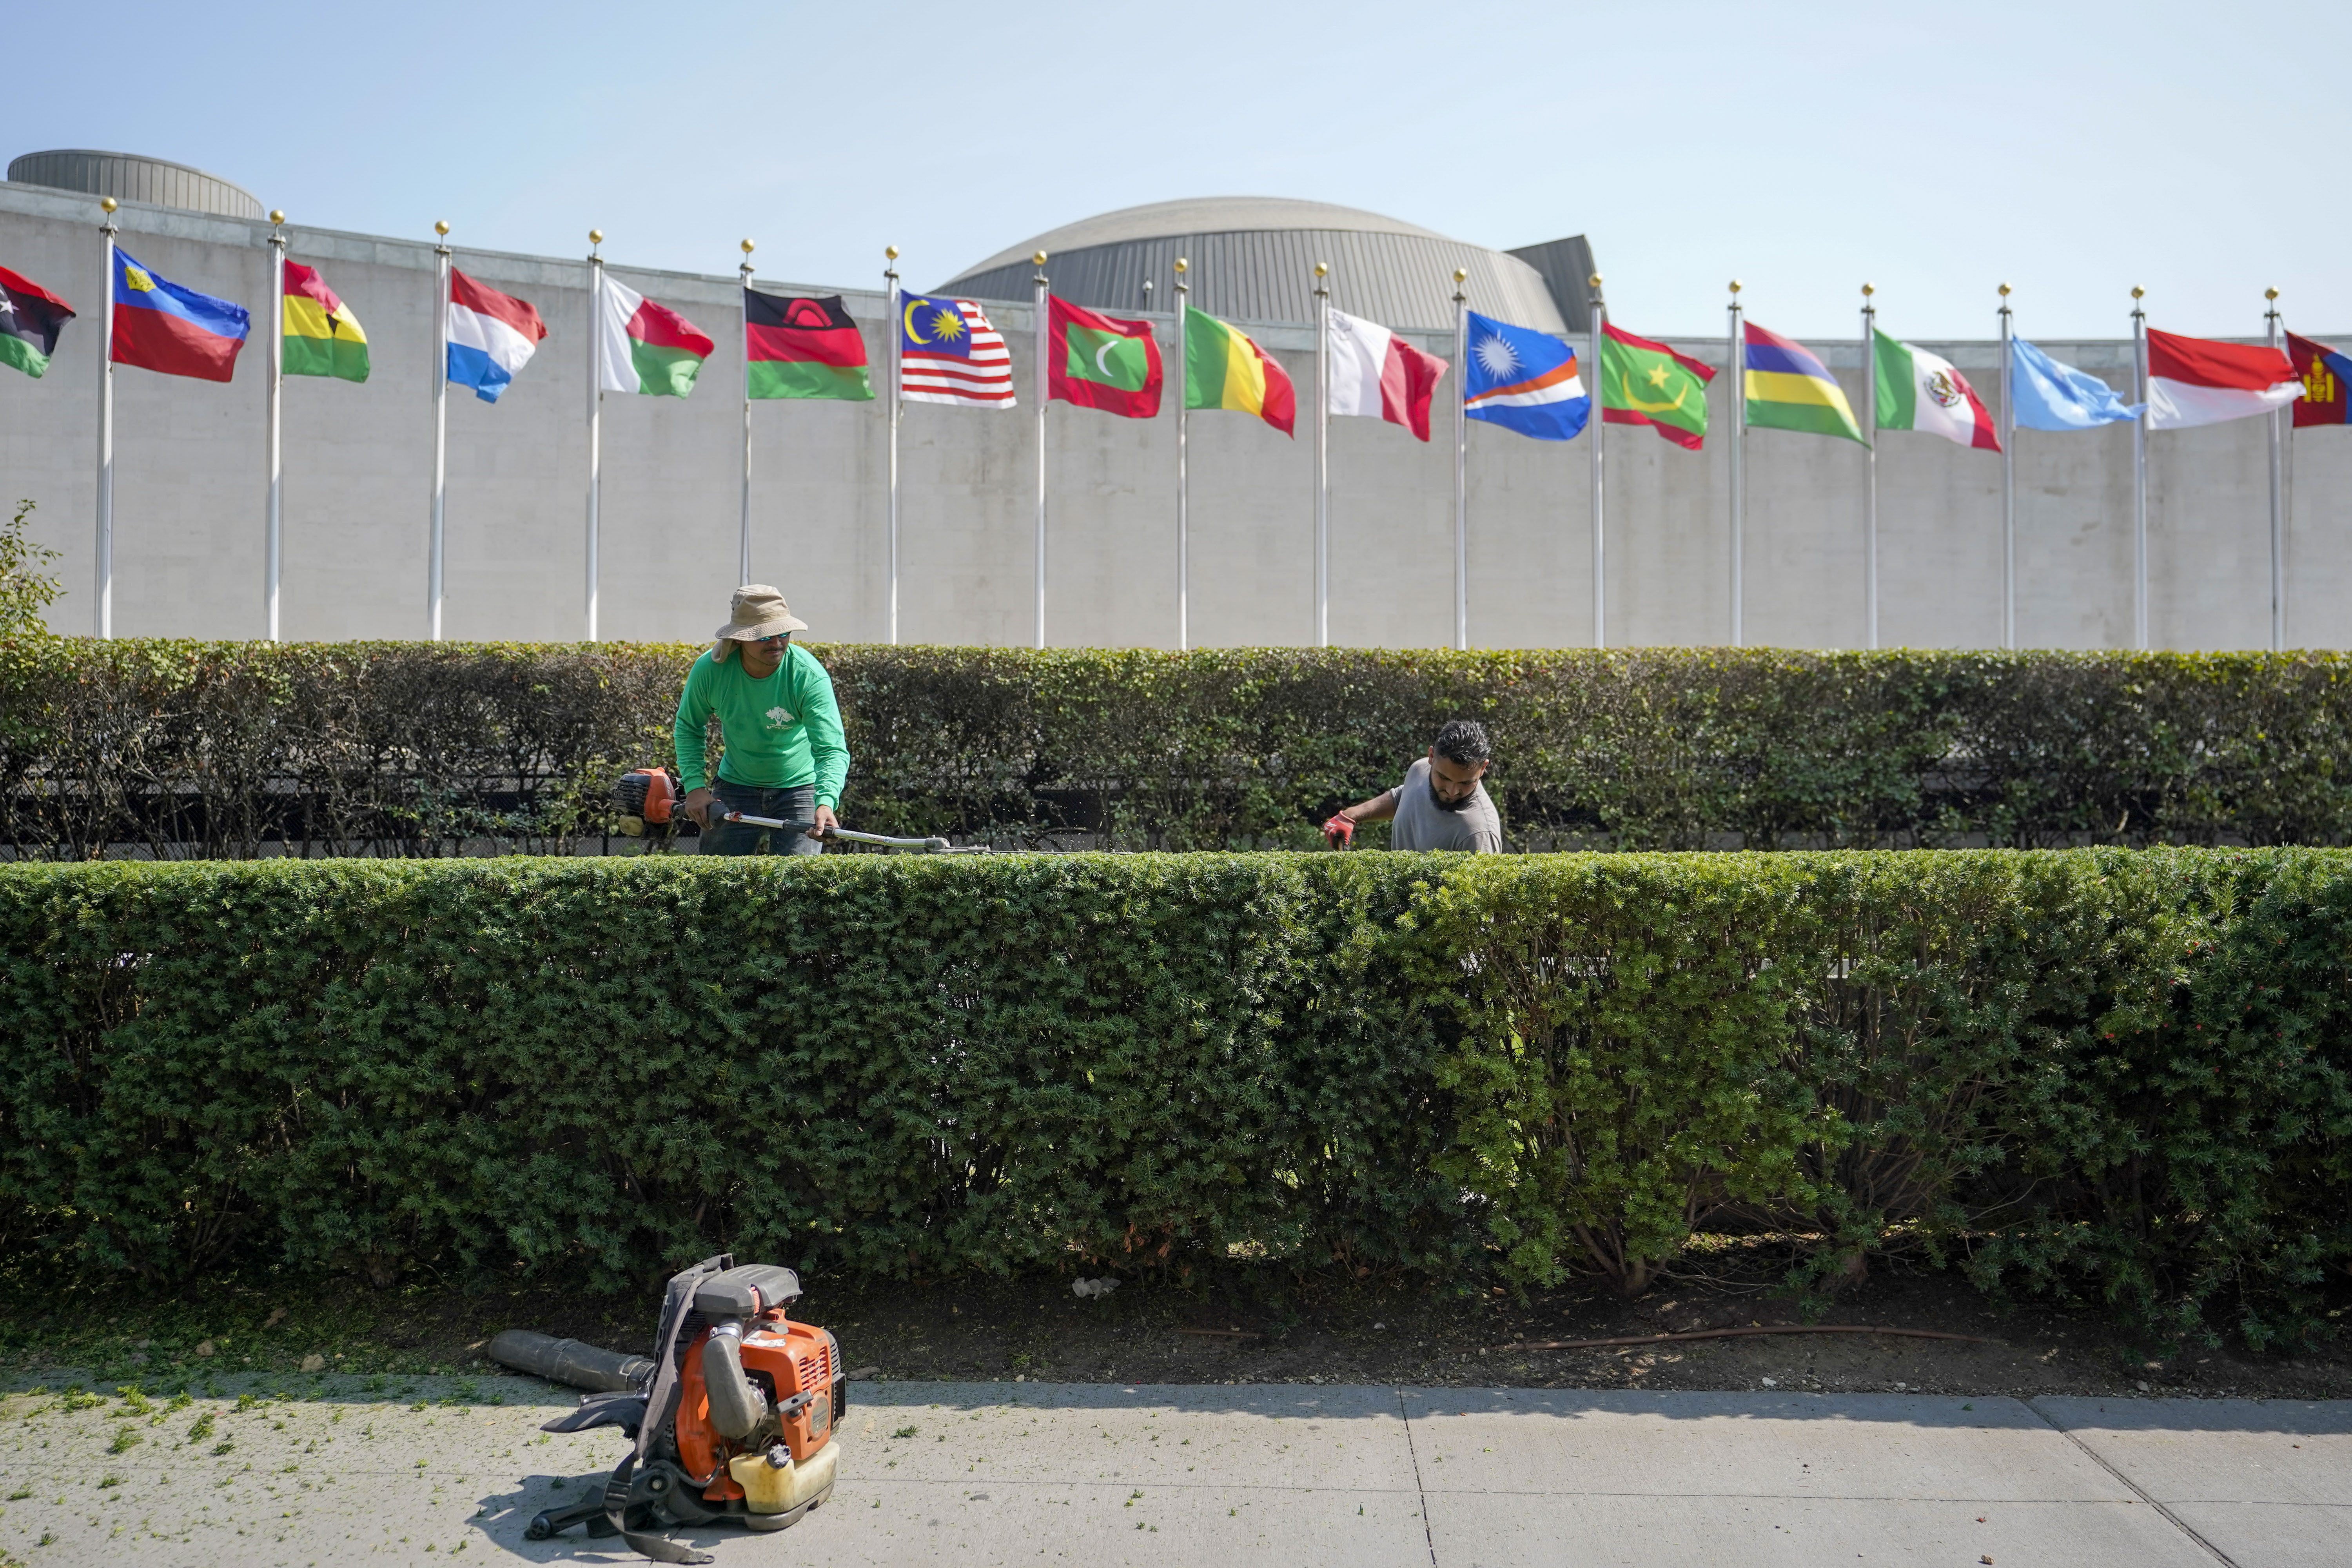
[6,641,2352,857]
[0,849,2345,1343]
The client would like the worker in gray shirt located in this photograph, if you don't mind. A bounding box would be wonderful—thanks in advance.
[1321,719,1504,853]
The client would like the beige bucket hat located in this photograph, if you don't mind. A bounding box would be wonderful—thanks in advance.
[712,584,809,641]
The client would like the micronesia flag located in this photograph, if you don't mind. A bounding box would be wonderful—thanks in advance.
[1462,310,1590,440]
[446,268,546,403]
[2008,337,2142,430]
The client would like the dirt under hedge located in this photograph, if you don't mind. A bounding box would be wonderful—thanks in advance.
[3,849,2347,1350]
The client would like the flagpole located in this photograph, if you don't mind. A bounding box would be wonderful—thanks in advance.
[739,239,755,586]
[1313,261,1330,649]
[429,220,450,642]
[95,198,117,640]
[2131,285,2148,652]
[2265,286,2284,653]
[1998,283,2015,650]
[1175,257,1191,653]
[585,230,603,643]
[266,210,285,642]
[1861,282,1878,651]
[1729,280,1744,648]
[1033,251,1049,651]
[1588,272,1605,649]
[1452,267,1468,652]
[884,245,900,644]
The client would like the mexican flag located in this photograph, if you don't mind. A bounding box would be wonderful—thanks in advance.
[1873,328,2000,451]
[1047,295,1161,417]
[1598,323,1715,449]
[599,276,714,398]
[1184,305,1294,436]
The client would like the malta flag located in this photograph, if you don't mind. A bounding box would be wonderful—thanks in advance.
[2145,328,2301,430]
[1326,307,1449,441]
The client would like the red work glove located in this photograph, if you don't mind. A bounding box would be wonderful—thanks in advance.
[1321,813,1356,849]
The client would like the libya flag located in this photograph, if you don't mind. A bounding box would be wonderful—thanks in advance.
[1047,295,1162,417]
[745,291,873,400]
[1599,322,1715,449]
[0,265,75,379]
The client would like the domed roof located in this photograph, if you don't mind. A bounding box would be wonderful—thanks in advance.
[951,196,1450,280]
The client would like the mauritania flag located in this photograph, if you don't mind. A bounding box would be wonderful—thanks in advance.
[599,277,713,398]
[282,262,368,382]
[1744,323,1864,443]
[901,293,1014,407]
[0,265,74,379]
[1872,329,1998,451]
[1599,323,1713,449]
[745,292,872,401]
[1463,310,1589,441]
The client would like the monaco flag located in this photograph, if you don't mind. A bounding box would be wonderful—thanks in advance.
[1327,307,1449,441]
[2145,328,2301,430]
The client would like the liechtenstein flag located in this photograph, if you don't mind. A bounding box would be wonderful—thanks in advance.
[446,267,547,403]
[111,248,249,382]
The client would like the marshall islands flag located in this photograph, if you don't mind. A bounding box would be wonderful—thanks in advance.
[1463,310,1590,440]
[1744,322,1864,443]
[111,249,249,382]
[446,268,546,403]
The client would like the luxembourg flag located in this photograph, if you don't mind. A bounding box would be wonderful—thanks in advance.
[1327,306,1450,441]
[2145,327,2301,430]
[1463,309,1590,441]
[446,268,546,403]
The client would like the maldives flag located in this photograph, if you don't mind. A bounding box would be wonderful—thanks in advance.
[1047,295,1161,418]
[598,276,713,398]
[1326,307,1448,441]
[2288,332,2351,427]
[2145,328,2301,430]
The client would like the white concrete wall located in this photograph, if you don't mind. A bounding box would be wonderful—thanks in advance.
[5,180,2346,650]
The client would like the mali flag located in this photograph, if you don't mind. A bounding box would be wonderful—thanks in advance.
[1047,296,1161,418]
[1600,323,1715,450]
[1183,305,1294,436]
[283,263,369,382]
[0,266,74,379]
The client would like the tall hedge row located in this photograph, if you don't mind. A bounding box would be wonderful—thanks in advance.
[6,639,2352,856]
[2,849,2345,1343]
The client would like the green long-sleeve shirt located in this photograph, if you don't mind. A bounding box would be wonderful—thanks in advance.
[671,644,849,807]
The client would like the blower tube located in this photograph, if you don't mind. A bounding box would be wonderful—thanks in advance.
[486,1330,657,1393]
[700,1322,768,1440]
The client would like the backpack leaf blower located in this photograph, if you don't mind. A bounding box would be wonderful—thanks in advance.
[504,1253,846,1564]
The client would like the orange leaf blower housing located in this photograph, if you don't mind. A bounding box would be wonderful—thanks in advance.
[677,1313,840,1490]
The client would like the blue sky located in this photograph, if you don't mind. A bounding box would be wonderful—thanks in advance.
[19,0,2345,339]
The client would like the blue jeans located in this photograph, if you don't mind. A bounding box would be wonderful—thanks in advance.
[700,781,822,857]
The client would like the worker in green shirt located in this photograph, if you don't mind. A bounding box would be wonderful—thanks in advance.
[674,585,850,856]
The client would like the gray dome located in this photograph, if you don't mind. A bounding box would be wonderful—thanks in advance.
[942,195,1587,335]
[7,149,263,220]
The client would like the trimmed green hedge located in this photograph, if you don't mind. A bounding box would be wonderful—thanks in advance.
[7,640,2352,856]
[3,849,2346,1344]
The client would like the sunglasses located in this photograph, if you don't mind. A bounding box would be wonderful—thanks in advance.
[747,633,791,647]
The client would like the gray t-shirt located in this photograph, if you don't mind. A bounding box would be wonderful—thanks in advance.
[1388,756,1503,852]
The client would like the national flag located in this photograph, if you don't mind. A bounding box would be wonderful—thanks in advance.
[1184,305,1294,435]
[2288,331,2352,428]
[445,268,546,405]
[1462,310,1589,441]
[0,266,73,379]
[1598,323,1713,450]
[2008,338,2142,430]
[2145,327,2301,430]
[744,292,873,401]
[1872,329,1998,452]
[1744,323,1862,443]
[110,248,249,383]
[1326,307,1448,441]
[900,293,1014,408]
[1048,296,1161,418]
[598,276,713,399]
[281,262,368,383]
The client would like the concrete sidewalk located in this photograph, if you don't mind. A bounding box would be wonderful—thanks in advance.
[0,1377,2341,1566]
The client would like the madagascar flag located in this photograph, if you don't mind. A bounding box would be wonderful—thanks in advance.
[1047,295,1162,419]
[745,291,872,401]
[112,248,249,383]
[0,266,74,379]
[283,262,369,382]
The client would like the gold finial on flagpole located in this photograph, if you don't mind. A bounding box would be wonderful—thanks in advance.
[2131,285,2144,300]
[1590,272,1603,289]
[1033,251,1048,266]
[1999,282,2011,298]
[1453,268,1468,284]
[269,209,285,227]
[884,245,897,261]
[1861,281,1874,298]
[1314,261,1328,278]
[434,220,449,237]
[1174,257,1187,274]
[588,229,603,251]
[1728,279,1741,296]
[2266,286,2279,302]
[100,197,116,214]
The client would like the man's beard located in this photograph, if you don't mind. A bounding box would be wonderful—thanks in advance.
[1428,779,1475,813]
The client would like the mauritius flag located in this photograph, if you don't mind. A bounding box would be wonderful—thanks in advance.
[112,248,249,382]
[597,277,713,398]
[0,266,74,379]
[744,291,872,401]
[1183,304,1293,435]
[1048,295,1161,418]
[1744,322,1863,444]
[282,262,368,382]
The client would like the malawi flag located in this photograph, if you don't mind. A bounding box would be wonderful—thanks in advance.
[745,291,872,401]
[1048,295,1161,418]
[2289,331,2352,427]
[112,248,249,382]
[1599,323,1713,449]
[0,266,74,379]
[282,262,368,382]
[1184,305,1294,436]
[599,278,713,398]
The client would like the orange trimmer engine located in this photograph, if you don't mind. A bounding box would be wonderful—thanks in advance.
[612,768,679,839]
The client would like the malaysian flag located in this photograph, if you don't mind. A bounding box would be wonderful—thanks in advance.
[900,292,1015,408]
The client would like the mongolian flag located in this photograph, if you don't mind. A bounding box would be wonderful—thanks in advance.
[0,265,74,379]
[111,248,249,382]
[2289,331,2352,427]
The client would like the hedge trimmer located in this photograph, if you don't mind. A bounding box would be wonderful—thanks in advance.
[612,769,987,853]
